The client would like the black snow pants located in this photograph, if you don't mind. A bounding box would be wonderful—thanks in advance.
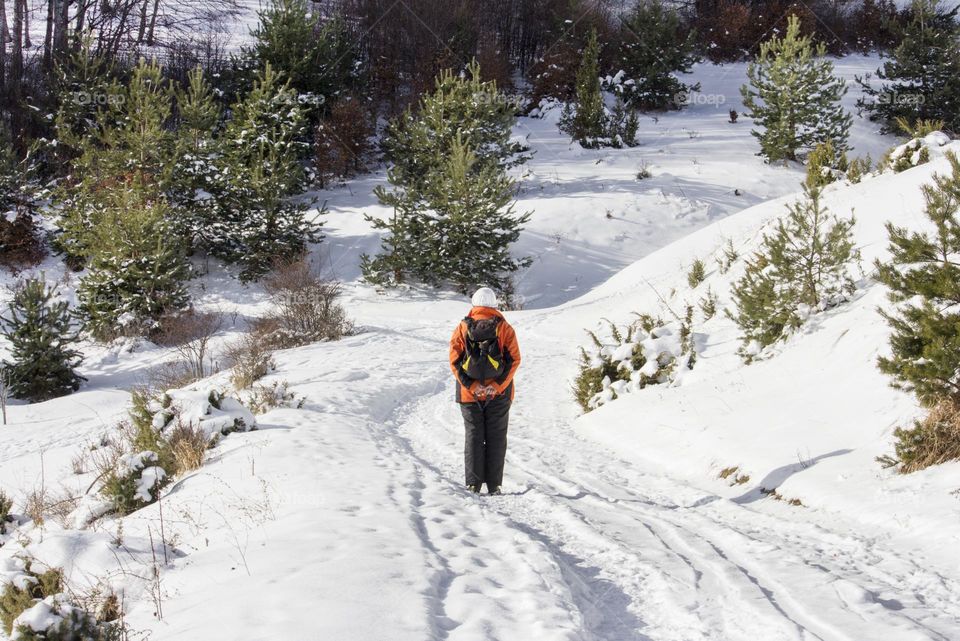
[461,393,511,490]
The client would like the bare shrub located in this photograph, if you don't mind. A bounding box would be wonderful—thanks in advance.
[166,422,208,473]
[142,359,206,396]
[314,97,375,188]
[879,399,960,473]
[0,212,46,273]
[224,331,275,389]
[154,310,223,380]
[254,257,353,349]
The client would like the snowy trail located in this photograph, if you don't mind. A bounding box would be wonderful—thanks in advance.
[370,318,960,641]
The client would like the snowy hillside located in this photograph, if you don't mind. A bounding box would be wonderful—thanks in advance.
[4,57,960,640]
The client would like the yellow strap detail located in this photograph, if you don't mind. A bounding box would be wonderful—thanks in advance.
[462,356,471,371]
[487,355,500,369]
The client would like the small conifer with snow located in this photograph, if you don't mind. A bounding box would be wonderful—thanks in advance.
[1,278,85,402]
[246,0,355,115]
[76,192,191,341]
[168,65,221,244]
[561,30,607,148]
[199,64,322,281]
[382,60,528,194]
[55,59,175,266]
[876,152,960,404]
[363,135,531,292]
[857,0,960,132]
[740,16,852,163]
[731,186,859,359]
[615,0,700,111]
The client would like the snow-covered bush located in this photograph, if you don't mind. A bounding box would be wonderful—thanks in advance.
[805,140,849,189]
[574,313,696,412]
[100,451,168,516]
[730,186,860,361]
[244,380,304,415]
[148,388,256,445]
[100,387,255,514]
[883,130,950,173]
[0,558,116,641]
[0,560,63,635]
[0,491,12,535]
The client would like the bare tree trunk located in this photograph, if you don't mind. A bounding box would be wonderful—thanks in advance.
[21,0,30,48]
[43,0,54,68]
[10,0,24,152]
[137,0,147,42]
[53,0,68,56]
[146,0,160,46]
[0,1,8,90]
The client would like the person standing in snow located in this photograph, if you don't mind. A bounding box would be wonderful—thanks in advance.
[449,287,521,495]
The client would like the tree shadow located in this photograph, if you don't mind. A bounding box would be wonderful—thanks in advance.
[732,448,853,504]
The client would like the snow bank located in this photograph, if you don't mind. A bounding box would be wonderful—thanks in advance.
[572,142,960,559]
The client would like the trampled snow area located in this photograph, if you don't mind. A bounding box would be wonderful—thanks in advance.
[3,59,960,641]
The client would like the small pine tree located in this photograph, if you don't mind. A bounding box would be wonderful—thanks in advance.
[363,135,531,292]
[561,29,607,147]
[200,64,322,281]
[687,258,706,288]
[616,0,701,111]
[382,60,528,194]
[1,278,85,402]
[876,152,960,404]
[55,59,175,265]
[741,15,852,163]
[246,0,356,114]
[731,186,859,358]
[805,140,850,190]
[169,65,221,243]
[857,0,960,133]
[76,192,191,341]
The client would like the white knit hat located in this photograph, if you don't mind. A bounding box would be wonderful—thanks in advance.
[471,287,499,309]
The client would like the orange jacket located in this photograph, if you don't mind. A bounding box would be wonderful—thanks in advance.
[449,307,521,404]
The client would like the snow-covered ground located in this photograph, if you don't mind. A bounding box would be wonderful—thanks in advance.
[5,58,960,641]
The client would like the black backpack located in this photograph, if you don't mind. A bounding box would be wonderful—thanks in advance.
[461,316,506,381]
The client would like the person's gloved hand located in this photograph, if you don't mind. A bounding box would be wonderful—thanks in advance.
[469,383,498,400]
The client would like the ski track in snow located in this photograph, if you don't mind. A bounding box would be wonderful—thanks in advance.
[214,320,960,641]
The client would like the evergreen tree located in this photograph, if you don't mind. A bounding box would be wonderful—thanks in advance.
[731,186,859,358]
[76,190,191,341]
[169,65,222,244]
[616,0,701,111]
[200,64,322,281]
[382,60,528,194]
[740,15,852,163]
[857,0,960,132]
[1,278,84,402]
[876,152,960,404]
[362,135,531,292]
[561,29,607,147]
[55,59,175,265]
[45,38,118,176]
[247,0,356,113]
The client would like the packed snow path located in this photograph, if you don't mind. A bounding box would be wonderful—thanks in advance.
[128,307,960,641]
